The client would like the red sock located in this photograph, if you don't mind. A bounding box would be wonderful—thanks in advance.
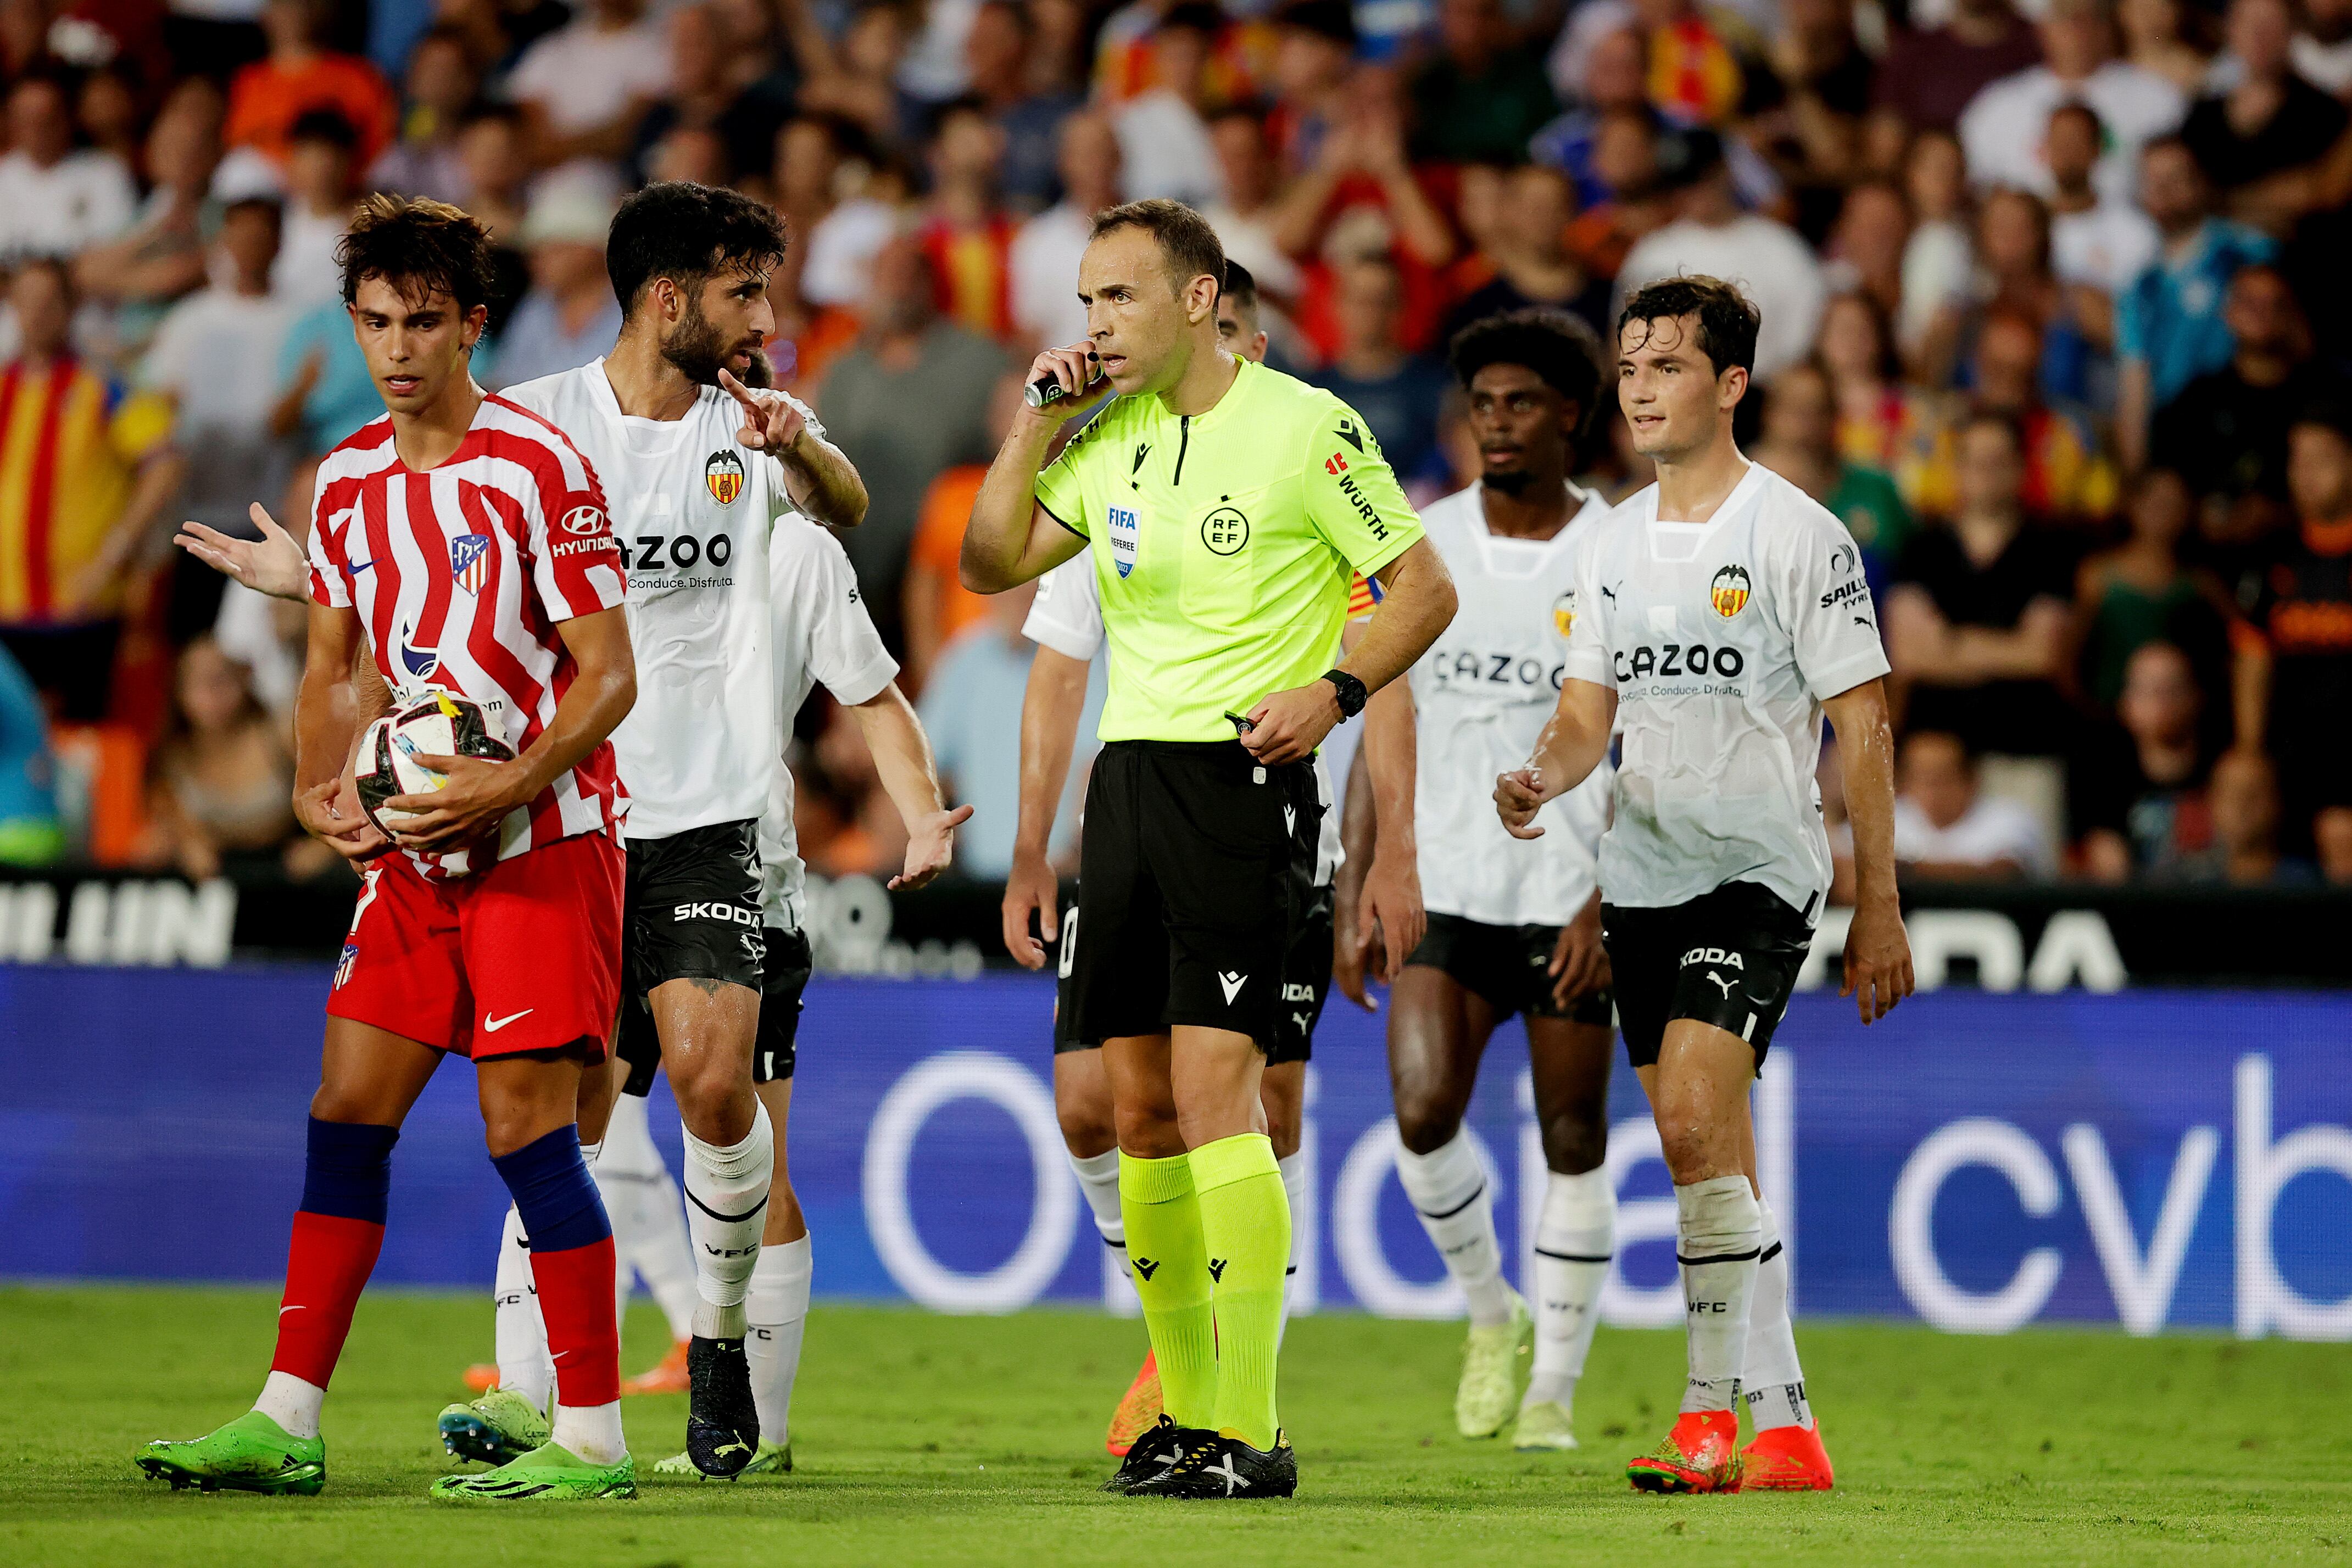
[532,1236,621,1408]
[269,1211,386,1387]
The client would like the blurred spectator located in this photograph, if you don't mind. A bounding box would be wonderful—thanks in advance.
[1114,3,1224,209]
[1265,0,1356,177]
[2046,101,2161,361]
[74,80,223,353]
[1011,110,1121,352]
[1968,188,2106,412]
[1613,129,1824,379]
[0,72,137,264]
[139,634,324,882]
[1886,412,2078,761]
[1758,0,1876,188]
[367,23,477,204]
[1202,107,1301,299]
[2297,0,2352,94]
[0,259,180,722]
[1870,0,2042,138]
[2115,135,2277,471]
[0,640,62,866]
[904,372,1028,694]
[506,0,673,172]
[1896,130,1972,364]
[967,0,1080,214]
[1949,308,2117,526]
[1408,0,1558,164]
[1824,181,1909,328]
[2116,0,2215,94]
[142,197,294,538]
[272,110,360,308]
[916,579,1044,880]
[1959,0,2187,208]
[2319,803,2352,885]
[1530,26,1652,209]
[272,286,382,461]
[453,105,532,332]
[631,1,792,190]
[917,99,1018,339]
[2235,410,2352,855]
[2152,264,2344,570]
[2068,467,2234,713]
[1752,360,1913,589]
[76,63,145,171]
[2186,0,2350,231]
[486,175,623,390]
[1890,729,2059,879]
[817,236,1010,646]
[791,115,902,311]
[1821,290,1943,509]
[799,2,922,155]
[1636,0,1752,130]
[1567,107,1678,281]
[222,0,395,174]
[1308,256,1451,492]
[2175,748,2315,883]
[2072,639,2217,880]
[1445,165,1611,342]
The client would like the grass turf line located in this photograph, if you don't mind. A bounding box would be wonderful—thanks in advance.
[2,1285,2345,1567]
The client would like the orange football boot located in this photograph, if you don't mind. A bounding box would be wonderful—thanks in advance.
[461,1363,498,1394]
[1105,1349,1163,1457]
[1738,1422,1834,1490]
[621,1339,692,1396]
[1627,1410,1744,1493]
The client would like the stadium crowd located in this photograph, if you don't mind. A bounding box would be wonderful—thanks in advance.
[1,0,2349,894]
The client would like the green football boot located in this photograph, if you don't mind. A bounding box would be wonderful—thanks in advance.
[135,1410,326,1496]
[428,1441,637,1503]
[437,1388,551,1465]
[651,1437,792,1480]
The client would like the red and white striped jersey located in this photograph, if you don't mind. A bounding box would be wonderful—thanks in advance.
[305,393,629,876]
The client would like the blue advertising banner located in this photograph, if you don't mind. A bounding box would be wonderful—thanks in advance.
[2,967,2346,1338]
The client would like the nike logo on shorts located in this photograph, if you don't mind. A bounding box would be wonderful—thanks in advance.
[484,1009,534,1032]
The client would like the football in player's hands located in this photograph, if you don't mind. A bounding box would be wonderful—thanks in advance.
[355,693,514,840]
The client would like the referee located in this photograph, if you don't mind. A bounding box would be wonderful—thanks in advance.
[962,199,1456,1498]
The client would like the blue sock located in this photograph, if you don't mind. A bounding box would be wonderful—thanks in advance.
[492,1125,611,1254]
[299,1118,398,1223]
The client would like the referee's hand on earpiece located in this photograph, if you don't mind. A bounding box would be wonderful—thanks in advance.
[1494,767,1552,838]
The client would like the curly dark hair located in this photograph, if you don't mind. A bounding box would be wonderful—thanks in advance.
[338,194,496,312]
[1615,274,1762,377]
[1448,308,1606,439]
[607,180,789,315]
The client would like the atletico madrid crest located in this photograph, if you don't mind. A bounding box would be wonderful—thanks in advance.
[706,450,745,505]
[1710,563,1751,619]
[449,533,490,595]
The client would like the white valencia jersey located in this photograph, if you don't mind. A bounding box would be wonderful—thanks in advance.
[501,360,823,841]
[1407,482,1613,927]
[758,517,900,929]
[1027,551,1343,885]
[1562,462,1888,917]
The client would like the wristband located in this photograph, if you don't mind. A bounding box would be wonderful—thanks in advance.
[1322,668,1368,720]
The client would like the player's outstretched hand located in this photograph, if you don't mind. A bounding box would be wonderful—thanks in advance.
[294,776,387,862]
[1494,767,1551,839]
[1548,894,1609,1009]
[382,754,525,851]
[892,803,974,892]
[1841,897,1914,1024]
[1241,682,1342,767]
[718,367,806,453]
[1000,842,1058,969]
[1359,847,1424,985]
[1331,889,1376,1011]
[1021,343,1100,421]
[177,503,308,601]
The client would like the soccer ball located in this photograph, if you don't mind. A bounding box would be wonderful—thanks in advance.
[354,691,515,839]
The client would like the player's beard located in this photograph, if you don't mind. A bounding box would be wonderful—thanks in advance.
[663,298,772,388]
[1482,465,1536,496]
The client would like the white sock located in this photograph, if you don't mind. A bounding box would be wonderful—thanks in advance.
[254,1370,325,1440]
[597,1098,700,1345]
[682,1101,774,1336]
[492,1203,553,1413]
[551,1399,626,1465]
[1675,1175,1762,1414]
[1067,1146,1130,1278]
[1394,1128,1514,1329]
[746,1235,813,1444]
[1525,1168,1613,1411]
[1743,1199,1814,1431]
[1278,1150,1308,1349]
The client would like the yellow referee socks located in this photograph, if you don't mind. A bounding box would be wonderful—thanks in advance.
[1191,1132,1290,1452]
[1118,1150,1219,1429]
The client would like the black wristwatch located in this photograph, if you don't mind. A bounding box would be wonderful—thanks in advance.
[1322,668,1368,720]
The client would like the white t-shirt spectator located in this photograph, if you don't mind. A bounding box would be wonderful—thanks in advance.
[800,198,898,309]
[1010,202,1091,351]
[0,148,136,263]
[1899,217,1974,350]
[1958,63,2187,207]
[506,15,674,136]
[1614,214,1827,381]
[143,286,296,527]
[1113,91,1223,210]
[1890,793,2059,876]
[2052,201,2161,294]
[1202,202,1301,298]
[272,205,348,308]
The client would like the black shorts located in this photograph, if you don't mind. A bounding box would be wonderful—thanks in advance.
[1064,740,1319,1052]
[1407,912,1615,1026]
[618,923,813,1093]
[623,818,767,1003]
[1601,881,1815,1070]
[1056,879,1331,1062]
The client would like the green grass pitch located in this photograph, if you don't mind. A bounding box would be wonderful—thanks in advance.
[2,1285,2346,1567]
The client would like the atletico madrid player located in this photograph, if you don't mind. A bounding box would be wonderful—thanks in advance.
[135,196,642,1503]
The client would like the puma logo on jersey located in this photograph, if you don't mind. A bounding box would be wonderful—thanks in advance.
[1218,970,1247,1004]
[1706,970,1736,998]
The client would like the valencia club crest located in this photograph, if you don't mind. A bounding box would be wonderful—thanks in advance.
[706,450,745,505]
[1710,563,1751,620]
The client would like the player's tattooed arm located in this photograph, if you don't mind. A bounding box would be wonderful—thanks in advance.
[1823,677,1914,1024]
[291,604,389,862]
[176,501,309,601]
[845,682,976,891]
[1497,678,1617,838]
[719,369,869,529]
[1001,645,1089,967]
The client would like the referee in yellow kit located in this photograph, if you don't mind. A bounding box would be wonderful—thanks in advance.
[962,199,1456,1498]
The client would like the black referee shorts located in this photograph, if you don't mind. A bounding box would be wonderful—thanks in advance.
[1601,881,1815,1070]
[1064,740,1319,1051]
[1058,878,1331,1063]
